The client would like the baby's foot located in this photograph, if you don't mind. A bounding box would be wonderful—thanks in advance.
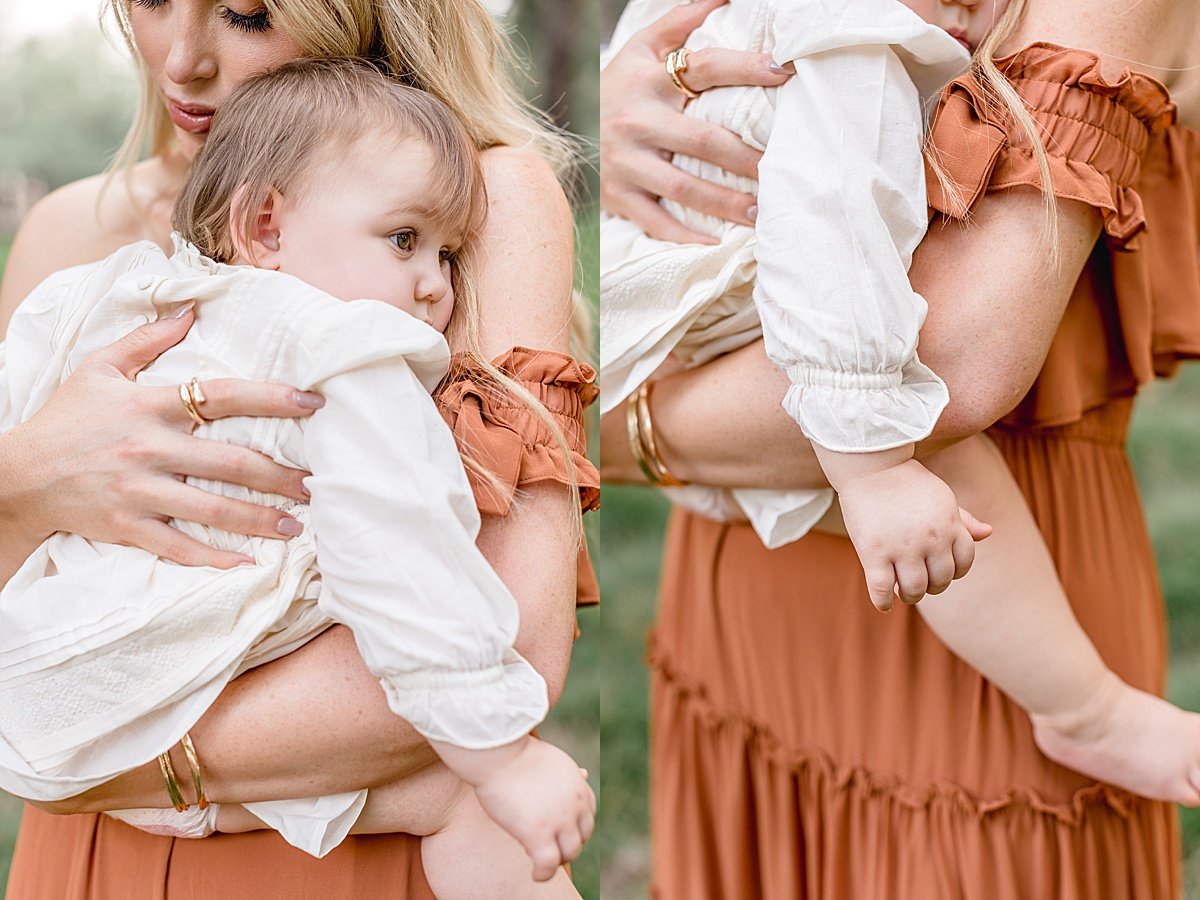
[1031,672,1200,806]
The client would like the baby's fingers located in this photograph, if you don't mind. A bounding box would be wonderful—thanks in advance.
[894,560,929,606]
[959,507,992,541]
[951,529,977,580]
[556,825,584,865]
[864,563,897,612]
[529,841,563,883]
[925,551,957,596]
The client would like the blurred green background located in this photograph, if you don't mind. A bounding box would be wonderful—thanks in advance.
[0,1,598,896]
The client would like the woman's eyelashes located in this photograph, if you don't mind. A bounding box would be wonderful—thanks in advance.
[130,1,273,34]
[219,5,272,33]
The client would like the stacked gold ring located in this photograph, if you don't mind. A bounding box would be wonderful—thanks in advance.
[178,377,209,428]
[664,47,700,100]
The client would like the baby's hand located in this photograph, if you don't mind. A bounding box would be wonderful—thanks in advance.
[468,739,595,881]
[834,457,991,611]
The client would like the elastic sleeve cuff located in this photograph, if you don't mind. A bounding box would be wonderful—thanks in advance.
[379,650,549,750]
[782,357,949,453]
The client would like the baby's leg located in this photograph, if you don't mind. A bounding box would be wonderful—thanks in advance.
[919,434,1200,805]
[351,764,580,900]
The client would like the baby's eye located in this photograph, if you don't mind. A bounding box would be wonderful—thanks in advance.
[390,230,416,253]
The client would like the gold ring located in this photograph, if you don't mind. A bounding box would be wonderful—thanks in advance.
[665,48,700,100]
[179,380,208,428]
[188,377,207,406]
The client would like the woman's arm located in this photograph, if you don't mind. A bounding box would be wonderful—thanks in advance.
[601,190,1103,488]
[37,148,585,814]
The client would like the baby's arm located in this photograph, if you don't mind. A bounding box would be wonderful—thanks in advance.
[298,305,592,873]
[752,41,986,603]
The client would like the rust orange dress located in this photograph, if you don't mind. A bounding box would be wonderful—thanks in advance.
[4,348,599,900]
[649,46,1199,899]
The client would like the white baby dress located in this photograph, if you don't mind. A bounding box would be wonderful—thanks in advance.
[0,237,548,855]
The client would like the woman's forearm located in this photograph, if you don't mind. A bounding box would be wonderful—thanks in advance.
[40,625,436,814]
[0,429,51,584]
[602,191,1103,491]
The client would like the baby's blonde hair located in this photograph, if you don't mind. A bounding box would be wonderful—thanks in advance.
[174,57,486,271]
[174,57,518,490]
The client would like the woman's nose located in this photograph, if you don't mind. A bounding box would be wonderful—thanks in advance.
[164,10,218,84]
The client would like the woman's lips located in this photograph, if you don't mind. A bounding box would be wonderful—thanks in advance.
[167,98,215,134]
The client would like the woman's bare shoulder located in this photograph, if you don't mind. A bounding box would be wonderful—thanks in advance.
[474,146,575,355]
[0,159,180,330]
[1011,0,1199,122]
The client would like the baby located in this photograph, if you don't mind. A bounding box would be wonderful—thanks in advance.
[601,0,1200,805]
[0,58,592,899]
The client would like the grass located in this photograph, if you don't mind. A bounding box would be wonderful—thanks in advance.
[597,367,1200,898]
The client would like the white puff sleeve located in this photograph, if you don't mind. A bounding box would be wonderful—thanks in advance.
[753,41,949,453]
[297,302,548,750]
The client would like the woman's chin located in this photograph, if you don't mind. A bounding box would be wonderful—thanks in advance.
[174,127,206,161]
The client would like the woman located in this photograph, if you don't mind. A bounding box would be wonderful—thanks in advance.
[0,1,597,897]
[601,0,1200,896]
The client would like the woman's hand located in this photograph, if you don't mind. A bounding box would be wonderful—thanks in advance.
[601,0,791,242]
[0,304,321,576]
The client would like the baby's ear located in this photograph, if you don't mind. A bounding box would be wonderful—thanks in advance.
[228,185,285,269]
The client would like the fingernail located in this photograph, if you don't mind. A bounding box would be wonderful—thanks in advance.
[237,559,256,568]
[747,204,758,222]
[277,517,303,536]
[301,483,311,500]
[169,301,195,319]
[294,391,325,410]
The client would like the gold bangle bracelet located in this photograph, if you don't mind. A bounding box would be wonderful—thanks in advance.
[158,749,189,813]
[180,732,208,810]
[627,382,688,487]
[626,386,661,485]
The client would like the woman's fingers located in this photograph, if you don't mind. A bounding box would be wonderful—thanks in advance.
[128,520,254,569]
[170,435,310,503]
[642,156,759,225]
[658,116,763,180]
[679,48,792,93]
[157,378,324,431]
[88,302,196,379]
[640,0,728,56]
[155,480,303,539]
[609,191,720,245]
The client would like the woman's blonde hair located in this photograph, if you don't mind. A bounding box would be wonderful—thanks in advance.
[103,0,575,183]
[106,0,591,534]
[926,0,1060,264]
